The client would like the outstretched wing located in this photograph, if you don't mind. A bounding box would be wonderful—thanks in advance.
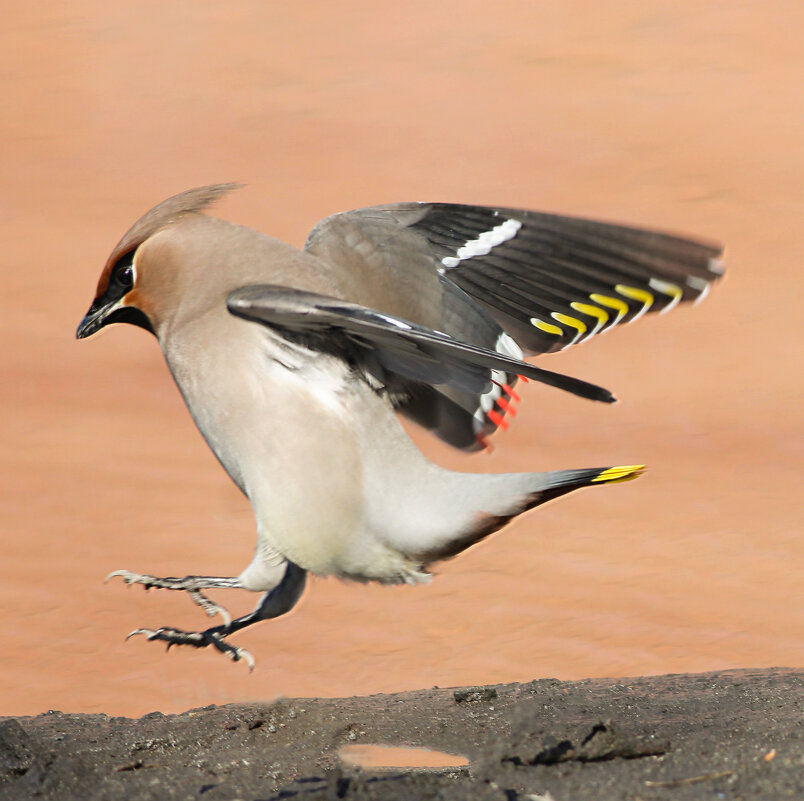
[227,286,615,408]
[303,202,724,448]
[306,202,725,355]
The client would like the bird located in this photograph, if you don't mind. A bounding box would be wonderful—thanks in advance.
[77,184,724,668]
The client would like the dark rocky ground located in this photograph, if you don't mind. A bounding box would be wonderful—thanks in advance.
[1,668,801,800]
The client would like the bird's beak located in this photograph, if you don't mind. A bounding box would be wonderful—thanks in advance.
[76,298,121,339]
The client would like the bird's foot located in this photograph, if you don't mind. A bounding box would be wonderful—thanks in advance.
[186,590,231,627]
[127,626,255,670]
[106,570,236,626]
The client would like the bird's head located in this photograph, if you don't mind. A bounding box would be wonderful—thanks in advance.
[76,183,241,340]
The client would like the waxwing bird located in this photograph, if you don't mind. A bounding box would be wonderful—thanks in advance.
[77,184,724,668]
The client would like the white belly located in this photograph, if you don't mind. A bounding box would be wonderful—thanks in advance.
[163,319,471,584]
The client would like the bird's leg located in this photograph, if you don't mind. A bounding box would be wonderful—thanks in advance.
[106,570,244,625]
[124,563,307,669]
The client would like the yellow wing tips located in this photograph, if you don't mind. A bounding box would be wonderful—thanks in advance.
[551,312,587,346]
[615,284,654,321]
[530,317,564,336]
[591,464,646,484]
[590,293,629,324]
[649,278,683,314]
[570,301,609,325]
[551,312,586,334]
[529,282,684,345]
[570,301,609,339]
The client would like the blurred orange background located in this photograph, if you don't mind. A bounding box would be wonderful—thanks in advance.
[1,1,801,717]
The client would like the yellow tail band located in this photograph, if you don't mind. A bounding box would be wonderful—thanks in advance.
[592,464,646,483]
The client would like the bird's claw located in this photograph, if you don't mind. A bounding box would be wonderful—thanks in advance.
[106,570,232,626]
[127,627,256,670]
[188,590,232,627]
[106,569,151,586]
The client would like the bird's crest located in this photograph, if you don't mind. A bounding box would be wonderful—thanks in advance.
[96,183,243,297]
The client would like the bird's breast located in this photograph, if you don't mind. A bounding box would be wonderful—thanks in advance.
[162,320,375,567]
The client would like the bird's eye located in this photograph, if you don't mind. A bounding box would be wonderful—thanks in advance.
[113,257,135,288]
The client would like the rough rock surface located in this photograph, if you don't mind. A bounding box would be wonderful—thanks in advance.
[2,669,801,800]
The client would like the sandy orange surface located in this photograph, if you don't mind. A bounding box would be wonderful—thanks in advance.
[1,1,801,717]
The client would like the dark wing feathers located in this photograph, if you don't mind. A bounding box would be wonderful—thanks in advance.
[227,286,615,403]
[406,203,724,354]
[272,201,722,451]
[423,277,524,449]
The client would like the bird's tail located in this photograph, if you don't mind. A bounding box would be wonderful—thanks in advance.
[524,464,646,506]
[417,464,645,563]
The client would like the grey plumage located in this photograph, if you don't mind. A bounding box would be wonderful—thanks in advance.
[77,185,723,666]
